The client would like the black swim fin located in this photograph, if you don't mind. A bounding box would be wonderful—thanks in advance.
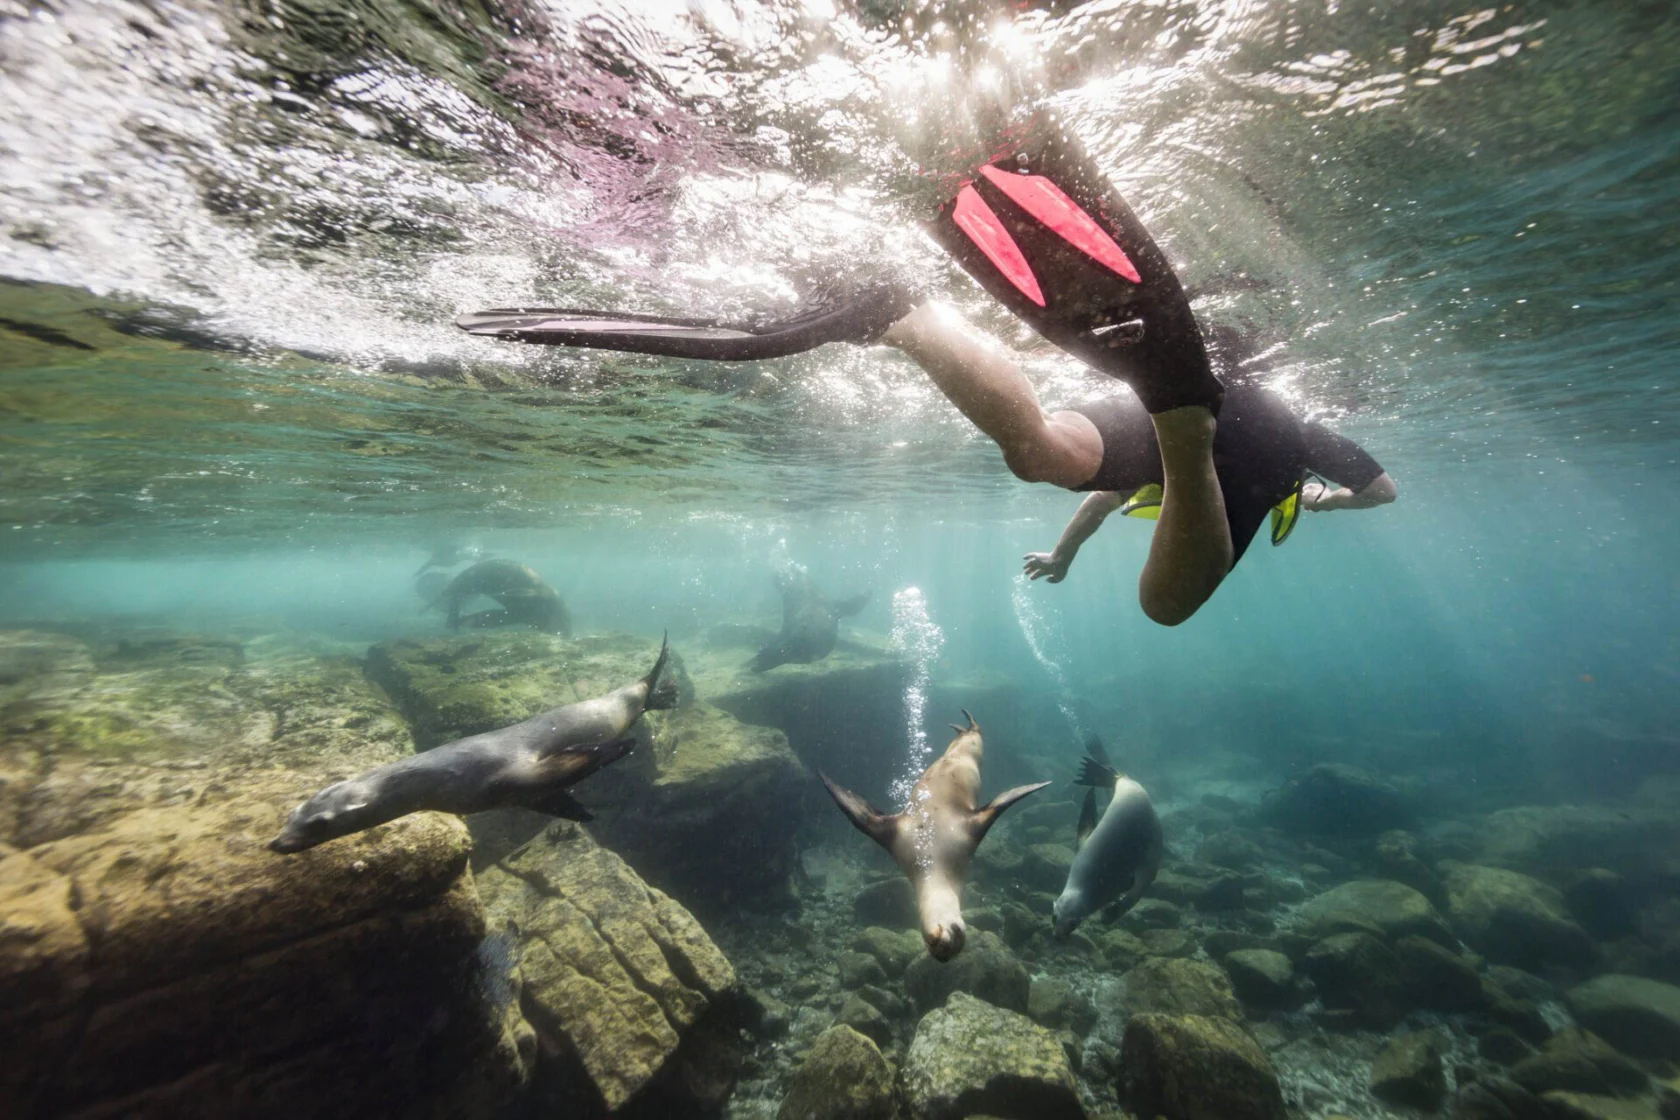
[456,283,919,361]
[928,116,1224,415]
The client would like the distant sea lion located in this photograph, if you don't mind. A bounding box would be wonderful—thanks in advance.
[1052,736,1162,937]
[270,638,678,853]
[821,711,1049,960]
[751,564,869,672]
[415,542,487,576]
[432,559,571,636]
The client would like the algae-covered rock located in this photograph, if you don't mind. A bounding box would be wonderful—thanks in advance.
[853,925,921,978]
[1029,976,1096,1035]
[1302,932,1404,1026]
[1449,1076,1550,1120]
[836,994,894,1049]
[1256,763,1411,836]
[905,930,1030,1013]
[1,788,514,1117]
[1539,1092,1665,1120]
[477,821,742,1114]
[1509,1028,1649,1096]
[1394,933,1485,1011]
[1293,878,1454,946]
[1479,805,1680,881]
[1117,1012,1286,1120]
[1565,974,1680,1061]
[1442,861,1598,970]
[1124,956,1242,1021]
[902,991,1084,1120]
[1223,949,1296,1008]
[587,700,807,906]
[778,1025,898,1120]
[1369,1030,1447,1110]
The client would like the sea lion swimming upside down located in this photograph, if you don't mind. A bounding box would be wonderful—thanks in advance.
[821,711,1049,960]
[432,559,571,636]
[751,563,869,672]
[1052,736,1162,937]
[270,637,678,853]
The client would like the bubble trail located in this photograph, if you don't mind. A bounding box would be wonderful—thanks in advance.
[1011,573,1085,740]
[889,585,944,807]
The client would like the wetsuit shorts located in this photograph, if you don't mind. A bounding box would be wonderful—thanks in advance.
[1067,386,1385,565]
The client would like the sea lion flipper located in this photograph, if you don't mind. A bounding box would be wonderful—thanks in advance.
[1084,734,1114,770]
[833,592,870,619]
[1075,786,1098,851]
[522,787,593,821]
[643,633,679,710]
[819,771,898,851]
[970,780,1052,841]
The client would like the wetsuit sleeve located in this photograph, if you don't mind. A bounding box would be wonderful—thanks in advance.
[1300,423,1385,491]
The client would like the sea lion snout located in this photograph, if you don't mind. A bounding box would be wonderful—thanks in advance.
[925,921,966,961]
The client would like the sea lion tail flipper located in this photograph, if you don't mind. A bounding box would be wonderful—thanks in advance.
[643,633,680,710]
[1084,733,1114,770]
[948,709,980,734]
[1074,741,1120,788]
[833,592,871,619]
[1075,787,1098,851]
[970,780,1052,841]
[819,771,898,851]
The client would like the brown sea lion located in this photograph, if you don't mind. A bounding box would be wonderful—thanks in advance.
[270,638,676,853]
[821,711,1049,960]
[431,558,571,636]
[750,565,869,672]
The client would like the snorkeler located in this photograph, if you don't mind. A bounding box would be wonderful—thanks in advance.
[460,120,1395,625]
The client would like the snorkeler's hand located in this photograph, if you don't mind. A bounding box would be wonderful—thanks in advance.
[1023,552,1070,583]
[1301,481,1344,511]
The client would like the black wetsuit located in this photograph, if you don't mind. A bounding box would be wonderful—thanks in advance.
[1069,386,1385,565]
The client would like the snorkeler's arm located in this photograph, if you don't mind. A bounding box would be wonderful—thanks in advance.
[1303,472,1397,511]
[1024,491,1124,582]
[1299,423,1394,512]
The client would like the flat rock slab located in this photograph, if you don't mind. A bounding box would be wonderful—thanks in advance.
[1293,878,1453,946]
[478,821,741,1114]
[902,991,1084,1120]
[1441,861,1597,970]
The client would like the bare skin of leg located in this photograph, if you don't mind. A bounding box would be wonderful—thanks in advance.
[881,301,1232,625]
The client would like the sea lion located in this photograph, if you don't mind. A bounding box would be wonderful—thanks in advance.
[821,711,1050,960]
[270,637,678,853]
[1051,736,1162,937]
[431,559,571,636]
[415,542,487,576]
[751,563,869,672]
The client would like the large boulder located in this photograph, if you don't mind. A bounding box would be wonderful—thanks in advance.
[586,701,807,908]
[1256,764,1411,837]
[1223,949,1298,1008]
[1478,805,1680,881]
[901,991,1084,1120]
[1124,957,1242,1021]
[1118,1012,1286,1120]
[1508,1028,1649,1096]
[777,1025,898,1120]
[1564,975,1680,1061]
[904,930,1030,1014]
[1301,932,1405,1026]
[478,821,745,1115]
[1292,879,1453,946]
[1441,862,1598,971]
[1369,1031,1447,1110]
[1,791,519,1117]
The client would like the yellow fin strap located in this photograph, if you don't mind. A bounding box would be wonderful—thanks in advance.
[1120,483,1162,520]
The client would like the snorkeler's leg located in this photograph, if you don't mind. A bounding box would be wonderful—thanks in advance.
[881,302,1102,488]
[1138,405,1232,626]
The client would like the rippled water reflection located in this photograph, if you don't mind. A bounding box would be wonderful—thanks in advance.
[1,0,1676,549]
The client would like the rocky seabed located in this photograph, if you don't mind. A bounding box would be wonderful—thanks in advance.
[3,624,1679,1119]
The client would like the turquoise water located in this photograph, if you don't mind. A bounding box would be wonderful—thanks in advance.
[3,0,1679,1116]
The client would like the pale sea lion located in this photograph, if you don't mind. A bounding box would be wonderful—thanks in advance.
[821,711,1050,960]
[431,559,571,636]
[1051,736,1162,937]
[751,564,869,672]
[270,638,678,853]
